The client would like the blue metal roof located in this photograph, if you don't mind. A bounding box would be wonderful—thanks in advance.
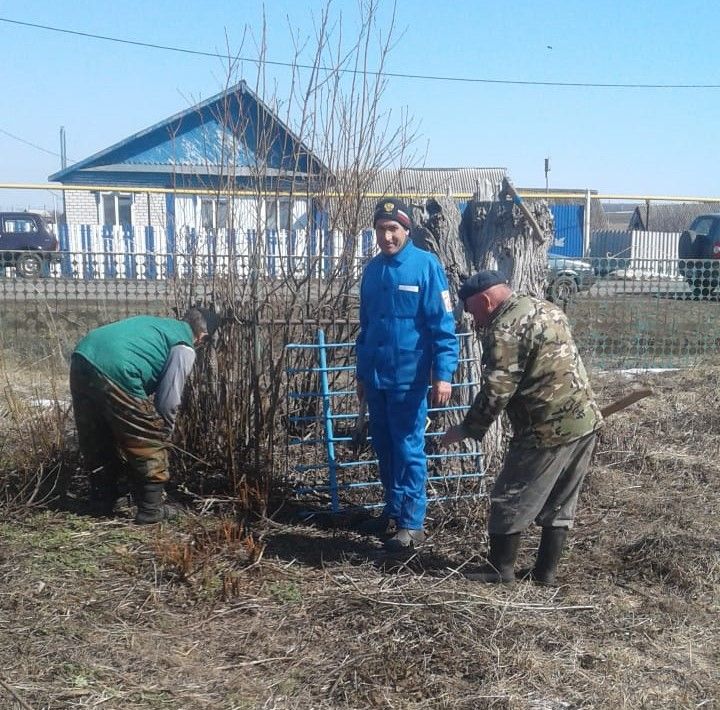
[49,81,326,184]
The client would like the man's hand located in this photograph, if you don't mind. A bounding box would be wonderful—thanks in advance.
[440,424,467,447]
[431,380,452,407]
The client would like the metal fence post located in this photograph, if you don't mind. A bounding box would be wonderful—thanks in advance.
[584,188,591,256]
[317,328,340,513]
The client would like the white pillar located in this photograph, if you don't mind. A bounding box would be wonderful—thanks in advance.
[583,189,592,256]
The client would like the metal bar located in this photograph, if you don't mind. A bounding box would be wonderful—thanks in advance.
[317,329,340,513]
[286,365,355,374]
[10,183,720,204]
[294,472,484,494]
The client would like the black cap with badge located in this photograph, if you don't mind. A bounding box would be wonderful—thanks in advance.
[373,197,412,229]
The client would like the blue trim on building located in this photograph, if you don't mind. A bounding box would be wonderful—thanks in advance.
[50,81,326,186]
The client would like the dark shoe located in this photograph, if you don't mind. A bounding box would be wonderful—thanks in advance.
[88,471,119,517]
[133,482,177,525]
[356,514,394,538]
[464,532,521,584]
[530,527,568,585]
[384,528,427,553]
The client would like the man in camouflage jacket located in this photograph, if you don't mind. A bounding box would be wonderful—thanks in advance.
[441,270,603,584]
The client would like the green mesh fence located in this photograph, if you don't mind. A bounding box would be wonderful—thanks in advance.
[560,256,720,369]
[1,252,719,369]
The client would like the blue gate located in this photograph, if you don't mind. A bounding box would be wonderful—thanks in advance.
[549,204,584,257]
[285,329,486,513]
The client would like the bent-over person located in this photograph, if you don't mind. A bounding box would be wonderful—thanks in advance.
[70,309,216,524]
[441,271,603,584]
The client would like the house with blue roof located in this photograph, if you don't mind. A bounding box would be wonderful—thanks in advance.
[50,81,327,261]
[48,81,511,278]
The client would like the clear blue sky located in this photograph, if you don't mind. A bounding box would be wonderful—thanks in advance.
[2,0,719,210]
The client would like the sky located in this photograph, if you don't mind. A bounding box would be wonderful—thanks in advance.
[1,0,720,210]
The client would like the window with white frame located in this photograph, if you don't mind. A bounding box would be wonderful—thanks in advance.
[266,198,307,232]
[99,193,133,226]
[200,197,229,230]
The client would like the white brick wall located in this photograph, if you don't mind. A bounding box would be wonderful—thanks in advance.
[63,190,98,224]
[130,192,167,230]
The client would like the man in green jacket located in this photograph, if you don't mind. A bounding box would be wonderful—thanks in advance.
[441,271,603,584]
[70,308,216,524]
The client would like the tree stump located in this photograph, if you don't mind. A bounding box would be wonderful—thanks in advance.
[419,187,554,473]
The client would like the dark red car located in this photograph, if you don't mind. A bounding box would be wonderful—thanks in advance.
[0,212,60,277]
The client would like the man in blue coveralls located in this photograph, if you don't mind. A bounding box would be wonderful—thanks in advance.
[356,197,458,552]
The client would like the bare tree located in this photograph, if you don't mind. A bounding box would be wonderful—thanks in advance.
[167,0,422,513]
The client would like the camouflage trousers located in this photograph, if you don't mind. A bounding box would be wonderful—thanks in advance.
[488,432,598,534]
[70,354,171,485]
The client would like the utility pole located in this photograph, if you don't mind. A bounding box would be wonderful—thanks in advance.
[59,126,67,169]
[544,157,550,193]
[59,126,68,225]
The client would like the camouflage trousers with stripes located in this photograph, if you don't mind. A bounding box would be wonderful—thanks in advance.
[70,354,171,486]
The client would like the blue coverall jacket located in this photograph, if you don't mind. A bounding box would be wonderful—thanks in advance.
[356,240,458,529]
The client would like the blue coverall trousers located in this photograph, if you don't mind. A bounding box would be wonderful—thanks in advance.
[365,385,428,530]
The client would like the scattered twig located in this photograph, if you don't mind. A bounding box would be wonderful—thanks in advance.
[216,655,293,671]
[0,676,35,710]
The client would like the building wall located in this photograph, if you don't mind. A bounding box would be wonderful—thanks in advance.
[132,193,167,230]
[63,190,98,224]
[63,190,167,230]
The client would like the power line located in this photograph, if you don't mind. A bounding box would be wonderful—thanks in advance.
[2,16,719,90]
[0,127,61,158]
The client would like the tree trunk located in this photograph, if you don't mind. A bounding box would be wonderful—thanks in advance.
[419,186,554,473]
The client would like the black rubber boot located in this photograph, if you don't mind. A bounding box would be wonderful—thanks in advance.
[88,470,119,517]
[531,527,568,585]
[133,482,174,525]
[464,533,521,584]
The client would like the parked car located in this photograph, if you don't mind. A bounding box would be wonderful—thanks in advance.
[678,214,720,298]
[545,254,596,303]
[0,212,60,277]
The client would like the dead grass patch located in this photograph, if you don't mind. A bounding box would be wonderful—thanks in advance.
[0,368,718,708]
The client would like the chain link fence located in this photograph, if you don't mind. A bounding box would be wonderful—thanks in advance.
[1,247,719,368]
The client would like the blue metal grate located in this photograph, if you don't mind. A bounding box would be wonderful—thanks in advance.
[285,329,486,513]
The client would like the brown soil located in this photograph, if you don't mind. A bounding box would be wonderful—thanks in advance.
[0,368,718,709]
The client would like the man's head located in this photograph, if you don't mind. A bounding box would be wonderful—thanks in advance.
[373,197,412,256]
[183,307,220,346]
[458,270,513,327]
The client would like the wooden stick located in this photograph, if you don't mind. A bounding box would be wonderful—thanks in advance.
[0,677,35,710]
[501,177,545,243]
[601,387,653,418]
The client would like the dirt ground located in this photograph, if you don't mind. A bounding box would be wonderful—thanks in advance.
[0,366,718,709]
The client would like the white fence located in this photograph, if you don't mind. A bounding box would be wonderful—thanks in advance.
[46,224,376,280]
[40,223,687,281]
[590,229,681,278]
[629,230,680,278]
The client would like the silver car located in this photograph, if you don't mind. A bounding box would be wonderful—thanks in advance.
[546,254,596,303]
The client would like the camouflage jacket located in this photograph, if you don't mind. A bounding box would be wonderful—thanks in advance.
[462,293,603,448]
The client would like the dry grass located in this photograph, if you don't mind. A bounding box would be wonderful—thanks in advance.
[0,368,718,709]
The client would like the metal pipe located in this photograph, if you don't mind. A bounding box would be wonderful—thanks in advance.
[6,183,720,204]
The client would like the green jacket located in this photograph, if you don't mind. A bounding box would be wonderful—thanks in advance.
[74,316,194,399]
[462,293,602,448]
